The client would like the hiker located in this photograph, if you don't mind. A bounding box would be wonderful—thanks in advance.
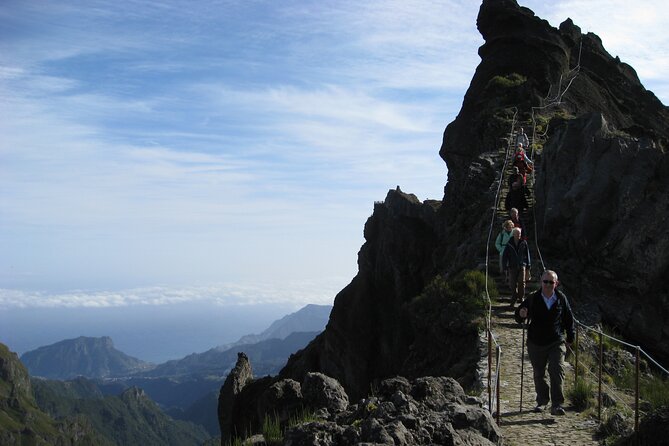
[505,167,528,211]
[513,145,534,184]
[502,227,530,308]
[495,220,515,275]
[515,270,575,416]
[509,207,523,231]
[516,127,530,149]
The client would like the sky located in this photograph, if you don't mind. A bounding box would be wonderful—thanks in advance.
[1,0,668,356]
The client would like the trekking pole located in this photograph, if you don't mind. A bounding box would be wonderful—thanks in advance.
[520,322,526,412]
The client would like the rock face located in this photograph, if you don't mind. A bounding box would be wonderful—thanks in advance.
[218,352,254,443]
[283,375,500,446]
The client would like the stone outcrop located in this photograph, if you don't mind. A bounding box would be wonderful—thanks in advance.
[283,375,500,446]
[218,352,254,443]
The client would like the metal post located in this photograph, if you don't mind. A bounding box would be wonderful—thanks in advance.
[496,345,501,425]
[574,325,579,383]
[520,324,526,412]
[488,330,492,414]
[598,331,603,422]
[635,347,640,433]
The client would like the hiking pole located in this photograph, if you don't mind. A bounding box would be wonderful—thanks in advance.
[520,321,526,412]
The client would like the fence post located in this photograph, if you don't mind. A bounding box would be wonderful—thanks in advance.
[598,331,603,423]
[635,346,640,433]
[574,325,579,383]
[496,345,501,425]
[488,329,492,414]
[520,324,525,412]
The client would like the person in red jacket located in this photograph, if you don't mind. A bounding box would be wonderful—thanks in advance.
[513,144,534,184]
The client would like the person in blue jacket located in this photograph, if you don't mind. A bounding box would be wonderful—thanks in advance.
[495,220,514,276]
[515,270,575,416]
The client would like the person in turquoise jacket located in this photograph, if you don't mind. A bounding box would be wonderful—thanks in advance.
[494,220,514,275]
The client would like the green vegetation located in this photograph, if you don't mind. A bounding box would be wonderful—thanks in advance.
[288,407,320,426]
[32,380,210,446]
[262,414,282,446]
[486,73,527,91]
[568,377,594,411]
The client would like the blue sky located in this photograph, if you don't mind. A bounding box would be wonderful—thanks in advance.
[1,0,668,312]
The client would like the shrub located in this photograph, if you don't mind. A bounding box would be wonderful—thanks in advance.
[409,270,493,332]
[569,377,594,411]
[486,73,527,91]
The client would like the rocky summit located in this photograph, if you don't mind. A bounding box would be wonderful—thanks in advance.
[220,0,669,443]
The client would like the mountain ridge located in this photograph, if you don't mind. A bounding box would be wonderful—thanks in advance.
[20,335,154,380]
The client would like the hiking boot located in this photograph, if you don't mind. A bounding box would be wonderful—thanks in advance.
[533,405,545,413]
[551,405,566,416]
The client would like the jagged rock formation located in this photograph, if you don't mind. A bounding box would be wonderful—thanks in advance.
[20,336,153,380]
[218,352,254,443]
[221,0,669,440]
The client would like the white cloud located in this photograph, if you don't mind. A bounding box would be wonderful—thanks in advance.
[0,278,342,309]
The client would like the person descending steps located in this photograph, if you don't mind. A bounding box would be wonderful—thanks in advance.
[515,270,575,416]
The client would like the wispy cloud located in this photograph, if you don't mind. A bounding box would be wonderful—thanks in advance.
[1,0,666,295]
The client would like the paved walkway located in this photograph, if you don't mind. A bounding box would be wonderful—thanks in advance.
[482,285,601,446]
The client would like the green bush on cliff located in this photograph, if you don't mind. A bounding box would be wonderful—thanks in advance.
[486,73,527,91]
[410,270,493,331]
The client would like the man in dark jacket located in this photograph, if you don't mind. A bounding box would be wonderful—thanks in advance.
[515,270,575,415]
[502,227,530,307]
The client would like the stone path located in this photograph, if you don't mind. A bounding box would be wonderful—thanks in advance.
[482,283,601,446]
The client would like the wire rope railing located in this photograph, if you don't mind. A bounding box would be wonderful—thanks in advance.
[482,108,519,424]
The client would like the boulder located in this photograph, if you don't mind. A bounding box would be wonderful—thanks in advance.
[302,372,349,413]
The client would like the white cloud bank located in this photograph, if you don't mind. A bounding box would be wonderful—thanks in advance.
[0,277,344,310]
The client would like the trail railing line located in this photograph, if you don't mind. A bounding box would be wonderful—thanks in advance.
[571,319,669,433]
[483,108,518,424]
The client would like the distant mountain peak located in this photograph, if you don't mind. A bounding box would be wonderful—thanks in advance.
[215,303,331,351]
[20,336,154,380]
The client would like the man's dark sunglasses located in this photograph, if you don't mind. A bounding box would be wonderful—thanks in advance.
[542,280,556,284]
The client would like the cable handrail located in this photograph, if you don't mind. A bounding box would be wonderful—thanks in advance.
[574,319,669,377]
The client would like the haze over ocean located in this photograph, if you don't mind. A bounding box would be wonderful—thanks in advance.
[1,0,667,358]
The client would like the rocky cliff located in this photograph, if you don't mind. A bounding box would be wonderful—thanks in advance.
[221,0,669,439]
